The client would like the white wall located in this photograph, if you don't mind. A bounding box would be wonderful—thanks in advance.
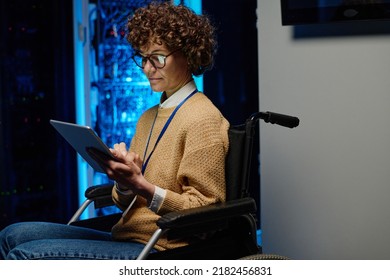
[258,0,390,259]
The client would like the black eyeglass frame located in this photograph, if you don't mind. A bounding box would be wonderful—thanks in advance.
[131,48,182,69]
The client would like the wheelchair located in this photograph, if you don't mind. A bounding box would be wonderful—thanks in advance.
[68,111,299,260]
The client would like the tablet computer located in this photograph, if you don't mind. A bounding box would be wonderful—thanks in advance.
[50,119,115,173]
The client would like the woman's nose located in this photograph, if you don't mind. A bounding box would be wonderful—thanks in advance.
[143,58,156,72]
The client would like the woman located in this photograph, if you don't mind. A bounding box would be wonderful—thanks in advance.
[0,1,229,260]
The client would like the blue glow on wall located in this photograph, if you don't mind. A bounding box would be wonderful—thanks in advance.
[73,0,89,217]
[74,0,203,217]
[174,0,203,92]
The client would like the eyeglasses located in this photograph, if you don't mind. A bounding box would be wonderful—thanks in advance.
[131,48,182,69]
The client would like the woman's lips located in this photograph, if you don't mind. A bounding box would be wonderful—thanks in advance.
[148,77,161,84]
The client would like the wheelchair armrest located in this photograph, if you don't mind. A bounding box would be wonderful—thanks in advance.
[138,197,258,259]
[85,183,114,199]
[156,197,256,229]
[68,182,116,225]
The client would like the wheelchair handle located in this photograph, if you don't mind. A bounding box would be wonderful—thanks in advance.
[252,111,300,128]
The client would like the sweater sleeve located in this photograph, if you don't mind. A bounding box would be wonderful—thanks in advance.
[112,186,137,211]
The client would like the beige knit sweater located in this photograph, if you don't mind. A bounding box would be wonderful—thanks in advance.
[111,92,229,250]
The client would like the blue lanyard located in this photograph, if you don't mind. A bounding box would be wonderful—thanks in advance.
[141,89,198,174]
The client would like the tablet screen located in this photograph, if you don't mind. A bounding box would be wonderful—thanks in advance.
[50,119,114,173]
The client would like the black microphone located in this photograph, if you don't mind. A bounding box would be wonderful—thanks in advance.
[260,111,300,128]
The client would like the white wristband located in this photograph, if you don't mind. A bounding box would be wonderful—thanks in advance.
[148,186,166,213]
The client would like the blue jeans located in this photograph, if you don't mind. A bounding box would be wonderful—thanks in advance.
[0,222,155,260]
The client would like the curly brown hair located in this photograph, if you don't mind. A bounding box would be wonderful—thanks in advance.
[126,1,217,76]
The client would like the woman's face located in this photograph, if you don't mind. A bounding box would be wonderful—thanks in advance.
[140,43,192,97]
